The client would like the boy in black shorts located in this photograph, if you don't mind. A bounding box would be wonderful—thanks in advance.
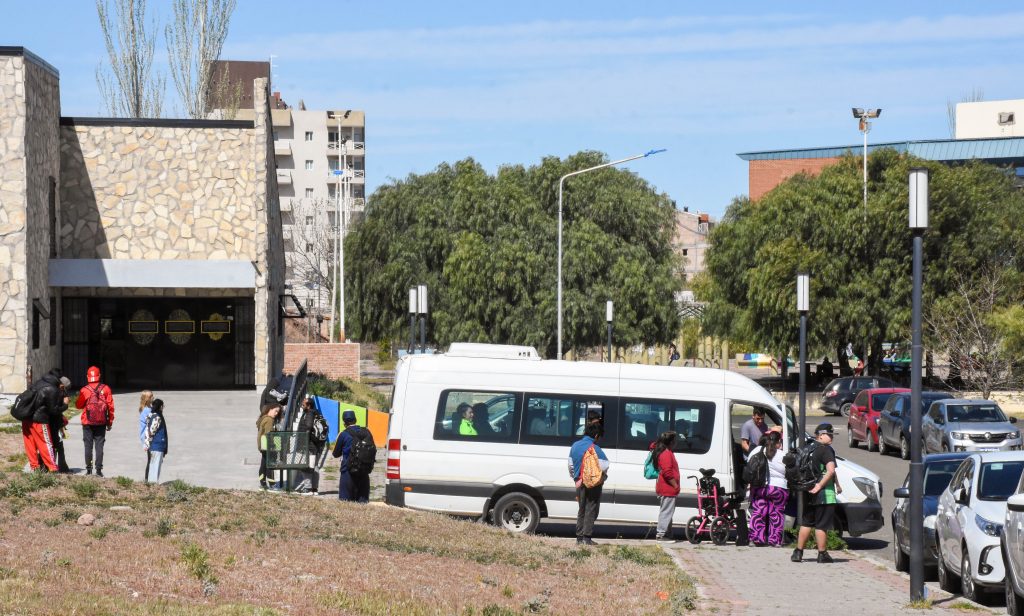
[792,423,843,563]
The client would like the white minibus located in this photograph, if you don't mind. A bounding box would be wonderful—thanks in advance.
[384,343,883,537]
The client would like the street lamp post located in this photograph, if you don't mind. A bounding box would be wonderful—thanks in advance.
[417,284,428,353]
[556,149,665,359]
[797,273,809,528]
[908,167,928,602]
[606,300,613,363]
[852,107,881,374]
[408,287,418,353]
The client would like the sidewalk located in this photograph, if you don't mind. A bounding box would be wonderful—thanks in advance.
[657,542,996,615]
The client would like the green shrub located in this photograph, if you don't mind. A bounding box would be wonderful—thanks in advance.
[156,517,173,537]
[89,525,110,540]
[115,476,134,488]
[307,373,352,400]
[0,567,16,580]
[72,480,99,499]
[181,542,217,583]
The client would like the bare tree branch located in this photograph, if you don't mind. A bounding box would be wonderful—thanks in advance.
[946,87,984,138]
[165,0,237,119]
[288,199,338,317]
[95,0,165,118]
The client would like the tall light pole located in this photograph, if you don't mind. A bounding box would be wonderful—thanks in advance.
[556,149,665,358]
[796,273,809,529]
[852,107,881,373]
[908,167,928,602]
[605,300,613,363]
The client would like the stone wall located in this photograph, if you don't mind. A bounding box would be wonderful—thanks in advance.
[283,343,360,381]
[60,123,259,260]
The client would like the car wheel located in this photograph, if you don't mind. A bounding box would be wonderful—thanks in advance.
[878,433,889,455]
[893,531,909,572]
[937,541,960,592]
[866,428,877,453]
[492,492,540,534]
[961,548,979,603]
[900,435,910,460]
[840,403,852,418]
[847,424,859,448]
[685,516,703,544]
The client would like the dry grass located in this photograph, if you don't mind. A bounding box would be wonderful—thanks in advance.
[0,427,695,615]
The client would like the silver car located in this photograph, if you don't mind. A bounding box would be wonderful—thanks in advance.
[923,399,1022,453]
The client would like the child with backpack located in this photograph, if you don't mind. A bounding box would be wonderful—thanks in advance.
[76,366,115,477]
[142,399,168,484]
[651,431,680,543]
[138,390,154,479]
[746,427,788,546]
[332,409,375,502]
[568,422,609,545]
[257,403,281,490]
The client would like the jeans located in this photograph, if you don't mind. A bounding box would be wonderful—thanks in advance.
[339,470,370,502]
[575,484,603,538]
[83,425,106,471]
[147,451,164,483]
[657,495,677,538]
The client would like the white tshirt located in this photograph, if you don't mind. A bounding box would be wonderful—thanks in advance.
[749,444,788,490]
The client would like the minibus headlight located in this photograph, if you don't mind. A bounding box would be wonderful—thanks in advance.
[853,477,878,500]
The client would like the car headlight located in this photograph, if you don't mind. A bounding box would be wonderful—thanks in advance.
[951,432,966,440]
[923,514,936,530]
[974,514,1002,537]
[853,477,878,500]
[1010,431,1021,439]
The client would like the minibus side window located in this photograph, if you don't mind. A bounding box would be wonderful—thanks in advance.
[619,398,715,454]
[433,390,521,443]
[521,395,611,446]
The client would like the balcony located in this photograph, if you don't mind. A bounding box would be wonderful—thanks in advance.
[276,170,292,185]
[271,109,292,128]
[274,140,292,156]
[326,169,365,183]
[327,141,365,155]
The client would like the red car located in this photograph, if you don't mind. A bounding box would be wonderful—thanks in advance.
[847,387,910,452]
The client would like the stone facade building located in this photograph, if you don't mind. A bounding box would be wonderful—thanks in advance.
[0,47,285,393]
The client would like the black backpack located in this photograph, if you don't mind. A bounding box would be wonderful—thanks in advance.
[10,386,40,421]
[311,413,329,446]
[784,441,821,491]
[743,450,769,488]
[348,428,376,475]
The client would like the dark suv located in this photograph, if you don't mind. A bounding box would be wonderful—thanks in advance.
[820,376,896,417]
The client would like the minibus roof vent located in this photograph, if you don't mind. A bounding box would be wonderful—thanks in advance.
[445,343,541,360]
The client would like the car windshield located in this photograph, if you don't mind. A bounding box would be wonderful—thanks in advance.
[947,404,1007,423]
[977,461,1024,501]
[871,393,894,410]
[923,460,963,496]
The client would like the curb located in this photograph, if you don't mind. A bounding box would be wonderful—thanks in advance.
[854,551,998,613]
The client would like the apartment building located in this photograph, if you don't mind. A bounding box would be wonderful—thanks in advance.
[210,61,365,316]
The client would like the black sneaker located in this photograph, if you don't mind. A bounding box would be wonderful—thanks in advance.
[86,468,93,476]
[791,548,803,562]
[576,537,585,545]
[582,537,597,546]
[817,551,833,564]
[96,470,104,478]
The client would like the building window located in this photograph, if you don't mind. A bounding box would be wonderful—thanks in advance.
[305,243,313,253]
[305,160,314,170]
[682,249,688,256]
[32,302,40,349]
[329,159,340,172]
[305,216,314,225]
[999,112,1015,126]
[305,188,314,198]
[305,131,314,141]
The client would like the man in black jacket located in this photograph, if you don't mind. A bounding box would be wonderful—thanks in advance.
[22,370,67,472]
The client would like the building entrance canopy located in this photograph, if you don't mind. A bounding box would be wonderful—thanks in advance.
[49,259,257,289]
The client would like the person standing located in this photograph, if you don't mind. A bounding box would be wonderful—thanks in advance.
[46,375,72,473]
[76,366,115,477]
[138,391,154,479]
[257,403,281,490]
[142,399,168,484]
[739,407,770,456]
[21,370,66,472]
[792,423,842,563]
[332,410,373,502]
[652,431,680,543]
[568,422,609,545]
[748,428,789,546]
[295,397,329,495]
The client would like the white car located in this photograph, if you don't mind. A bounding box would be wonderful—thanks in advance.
[935,452,1024,603]
[1003,470,1024,615]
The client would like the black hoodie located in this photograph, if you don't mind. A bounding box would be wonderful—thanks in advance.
[31,371,65,425]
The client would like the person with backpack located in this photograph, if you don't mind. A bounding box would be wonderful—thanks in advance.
[257,403,281,490]
[15,370,67,472]
[651,431,680,543]
[142,399,168,484]
[568,422,610,546]
[138,390,154,479]
[332,409,375,502]
[295,397,330,495]
[747,428,788,546]
[75,366,115,476]
[791,423,843,563]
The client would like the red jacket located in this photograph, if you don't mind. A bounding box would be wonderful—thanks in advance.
[77,383,115,427]
[655,448,680,497]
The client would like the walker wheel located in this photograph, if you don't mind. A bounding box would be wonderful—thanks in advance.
[710,517,730,545]
[685,516,703,544]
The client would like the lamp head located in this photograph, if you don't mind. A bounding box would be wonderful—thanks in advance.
[852,107,865,118]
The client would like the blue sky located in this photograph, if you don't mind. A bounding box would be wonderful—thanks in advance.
[4,2,1023,217]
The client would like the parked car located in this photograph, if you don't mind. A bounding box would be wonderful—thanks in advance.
[878,391,957,459]
[1002,469,1024,615]
[892,452,969,572]
[819,376,896,417]
[935,452,1024,602]
[922,400,1022,454]
[847,387,909,452]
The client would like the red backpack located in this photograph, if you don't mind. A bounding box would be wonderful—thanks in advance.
[84,384,110,425]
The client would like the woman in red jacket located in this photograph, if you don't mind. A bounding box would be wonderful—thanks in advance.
[653,431,680,543]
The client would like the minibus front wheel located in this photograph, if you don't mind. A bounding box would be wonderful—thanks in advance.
[492,492,540,534]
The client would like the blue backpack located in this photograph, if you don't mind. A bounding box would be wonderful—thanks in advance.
[643,450,659,480]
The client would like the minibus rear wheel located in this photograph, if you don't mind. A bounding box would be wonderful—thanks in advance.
[493,492,540,534]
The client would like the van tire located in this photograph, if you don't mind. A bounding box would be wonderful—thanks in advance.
[492,492,540,534]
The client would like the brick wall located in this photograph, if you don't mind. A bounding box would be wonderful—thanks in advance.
[284,343,360,381]
[749,157,840,201]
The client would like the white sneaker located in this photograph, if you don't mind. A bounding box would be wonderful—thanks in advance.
[657,537,677,544]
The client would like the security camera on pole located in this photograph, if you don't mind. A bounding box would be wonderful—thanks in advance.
[908,167,928,602]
